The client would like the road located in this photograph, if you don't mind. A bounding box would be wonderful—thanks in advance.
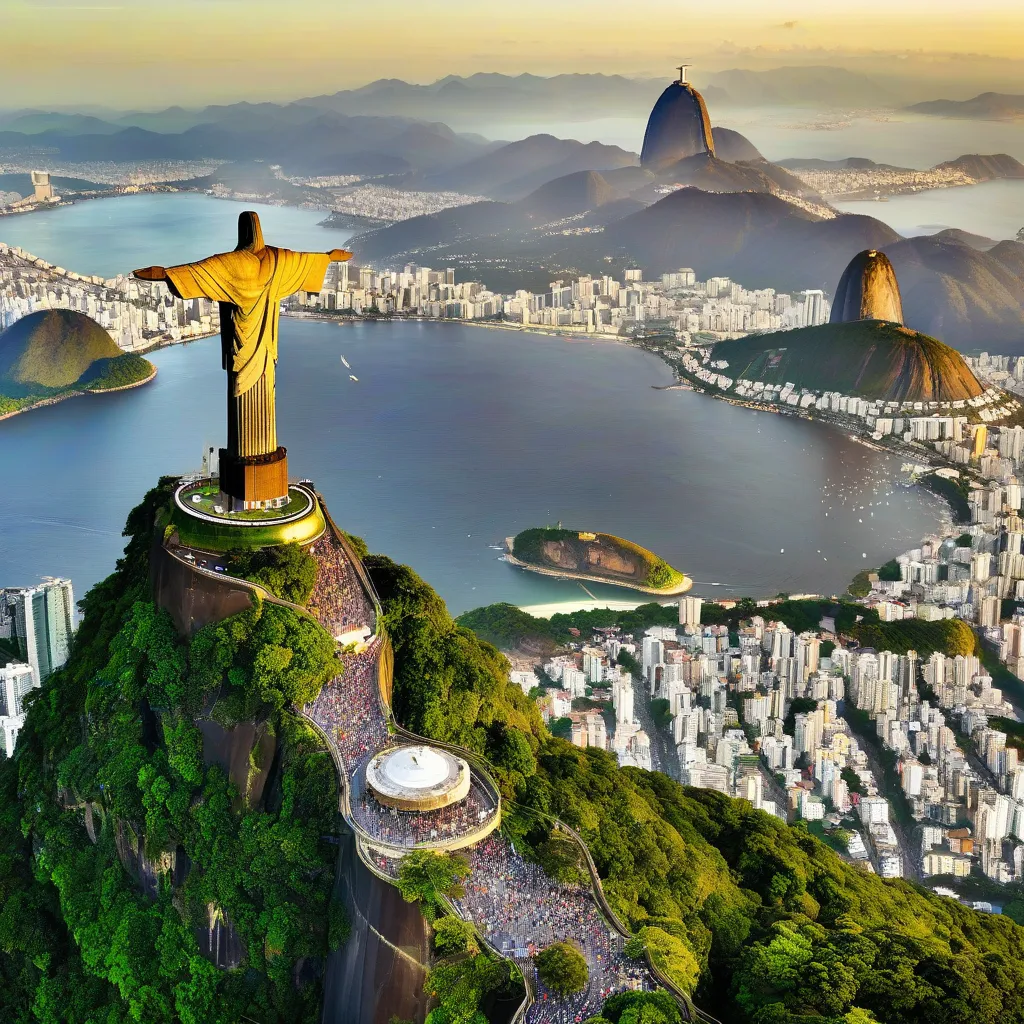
[635,675,682,781]
[840,703,921,882]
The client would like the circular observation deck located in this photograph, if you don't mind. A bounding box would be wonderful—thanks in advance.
[365,744,471,812]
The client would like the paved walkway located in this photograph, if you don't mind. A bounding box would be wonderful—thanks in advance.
[302,531,500,849]
[456,833,658,1024]
[303,528,663,1023]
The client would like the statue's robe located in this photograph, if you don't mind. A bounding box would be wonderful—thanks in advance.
[164,246,331,457]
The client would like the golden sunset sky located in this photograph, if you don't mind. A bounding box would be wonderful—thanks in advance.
[4,0,1023,108]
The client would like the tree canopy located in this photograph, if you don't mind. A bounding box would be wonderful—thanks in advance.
[227,542,319,604]
[396,850,471,922]
[535,940,589,997]
[0,481,343,1023]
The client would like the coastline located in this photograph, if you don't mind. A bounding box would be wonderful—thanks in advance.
[503,549,693,597]
[0,364,157,423]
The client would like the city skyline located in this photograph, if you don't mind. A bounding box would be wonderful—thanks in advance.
[3,0,1024,108]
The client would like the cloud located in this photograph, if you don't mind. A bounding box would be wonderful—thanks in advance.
[779,20,798,30]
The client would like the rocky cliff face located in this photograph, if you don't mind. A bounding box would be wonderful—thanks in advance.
[831,249,905,325]
[640,81,716,170]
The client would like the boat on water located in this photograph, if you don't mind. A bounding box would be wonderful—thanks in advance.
[349,374,359,382]
[341,355,351,368]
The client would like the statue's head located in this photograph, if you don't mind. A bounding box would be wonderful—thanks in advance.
[236,211,265,251]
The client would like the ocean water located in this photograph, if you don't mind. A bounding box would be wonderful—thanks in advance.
[0,193,353,279]
[0,194,948,616]
[833,179,1024,241]
[0,317,946,615]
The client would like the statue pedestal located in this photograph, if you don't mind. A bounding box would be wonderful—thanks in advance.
[218,446,289,510]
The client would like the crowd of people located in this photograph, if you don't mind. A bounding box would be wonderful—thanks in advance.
[350,772,499,848]
[455,835,656,1023]
[304,532,497,852]
[306,642,389,782]
[306,534,375,639]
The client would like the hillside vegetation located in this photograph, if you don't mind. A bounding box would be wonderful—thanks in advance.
[715,319,983,402]
[370,560,1024,1024]
[0,481,344,1023]
[457,597,980,663]
[0,308,154,414]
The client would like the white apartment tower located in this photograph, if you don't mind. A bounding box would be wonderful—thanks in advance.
[0,578,75,684]
[0,662,36,756]
[679,596,703,630]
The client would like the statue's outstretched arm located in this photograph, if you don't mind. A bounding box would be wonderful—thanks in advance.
[327,249,354,262]
[133,266,168,281]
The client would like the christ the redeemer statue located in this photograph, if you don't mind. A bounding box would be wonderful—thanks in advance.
[134,211,351,510]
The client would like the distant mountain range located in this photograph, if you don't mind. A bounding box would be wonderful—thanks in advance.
[351,184,1024,351]
[424,134,638,199]
[909,92,1024,119]
[778,153,1024,182]
[0,67,912,154]
[716,320,983,403]
[0,108,499,178]
[298,73,665,121]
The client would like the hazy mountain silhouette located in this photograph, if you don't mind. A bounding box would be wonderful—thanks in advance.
[711,127,764,162]
[934,153,1024,179]
[424,134,638,199]
[909,92,1024,118]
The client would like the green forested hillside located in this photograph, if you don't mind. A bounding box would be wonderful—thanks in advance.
[3,489,1023,1024]
[371,557,1024,1024]
[0,481,343,1023]
[511,527,687,590]
[716,319,982,402]
[0,308,124,387]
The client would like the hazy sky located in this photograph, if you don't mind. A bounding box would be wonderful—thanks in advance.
[4,0,1024,108]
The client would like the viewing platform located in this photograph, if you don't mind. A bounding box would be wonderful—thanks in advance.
[170,479,326,551]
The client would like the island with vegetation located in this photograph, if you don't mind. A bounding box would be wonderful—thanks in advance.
[0,307,155,418]
[507,526,692,595]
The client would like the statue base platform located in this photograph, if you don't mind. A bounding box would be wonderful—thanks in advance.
[218,446,289,511]
[170,480,326,552]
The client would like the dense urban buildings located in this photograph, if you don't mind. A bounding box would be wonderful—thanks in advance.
[502,414,1024,888]
[0,241,836,351]
[0,577,75,684]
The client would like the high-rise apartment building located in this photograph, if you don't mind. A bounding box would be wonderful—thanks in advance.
[678,596,703,630]
[0,578,75,684]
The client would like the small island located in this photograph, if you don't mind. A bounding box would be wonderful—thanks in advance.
[506,527,692,595]
[0,308,155,419]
